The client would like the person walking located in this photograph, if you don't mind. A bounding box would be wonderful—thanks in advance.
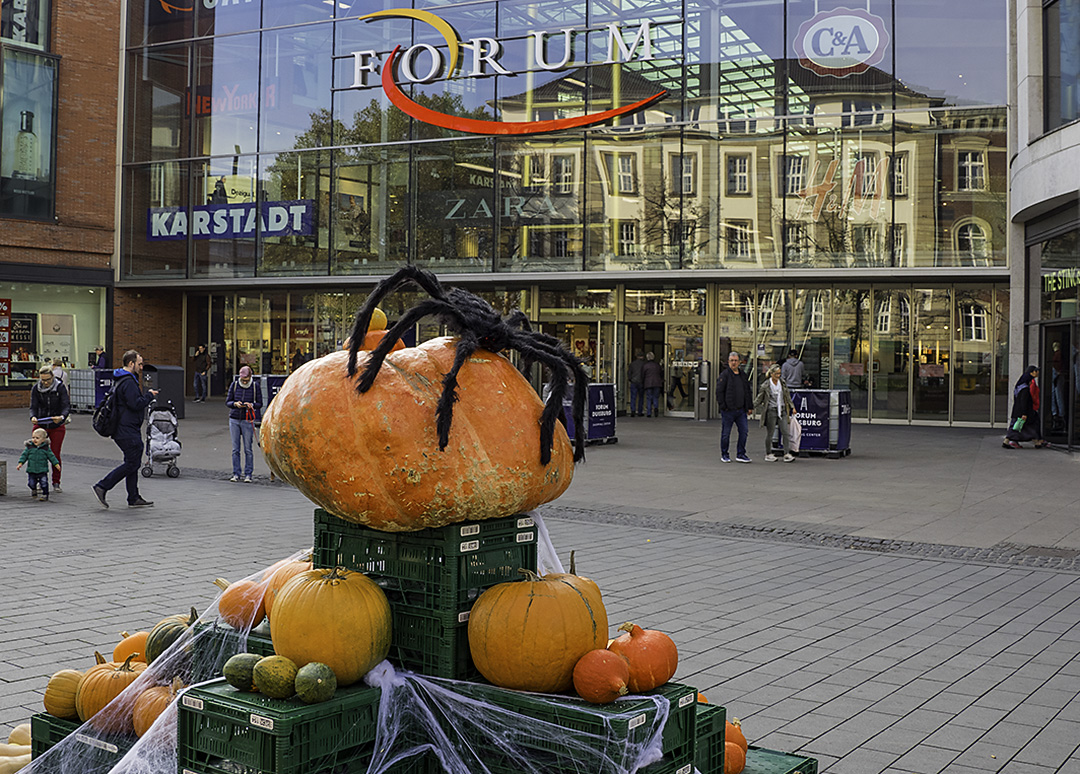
[641,352,663,418]
[227,365,263,482]
[754,364,796,462]
[192,344,212,402]
[628,351,645,416]
[716,351,754,463]
[29,365,70,493]
[291,346,308,372]
[51,358,68,388]
[1004,365,1049,449]
[781,350,805,390]
[93,350,158,508]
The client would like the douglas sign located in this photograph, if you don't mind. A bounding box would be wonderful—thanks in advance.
[347,9,668,135]
[793,7,889,78]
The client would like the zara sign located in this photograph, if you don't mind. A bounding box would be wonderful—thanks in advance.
[793,7,889,78]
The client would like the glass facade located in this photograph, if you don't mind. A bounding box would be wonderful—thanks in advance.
[1045,0,1080,132]
[125,0,1011,425]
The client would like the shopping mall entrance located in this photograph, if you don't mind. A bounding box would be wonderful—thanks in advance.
[1042,322,1079,448]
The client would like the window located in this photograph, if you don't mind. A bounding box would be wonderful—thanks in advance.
[957,151,986,191]
[725,220,752,261]
[670,154,695,195]
[781,155,806,196]
[1,0,50,49]
[552,230,569,258]
[890,224,907,264]
[960,304,988,341]
[668,220,695,255]
[875,296,892,334]
[890,152,908,197]
[957,222,989,265]
[841,100,885,127]
[759,290,776,330]
[726,154,750,195]
[784,222,811,265]
[525,155,545,191]
[552,155,573,194]
[1045,0,1080,130]
[618,221,637,255]
[854,151,878,197]
[617,154,636,194]
[810,293,825,332]
[1,48,59,219]
[852,224,882,266]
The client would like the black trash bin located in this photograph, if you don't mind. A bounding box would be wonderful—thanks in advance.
[142,364,185,419]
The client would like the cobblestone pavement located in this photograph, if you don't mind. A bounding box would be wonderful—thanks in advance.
[1,404,1079,773]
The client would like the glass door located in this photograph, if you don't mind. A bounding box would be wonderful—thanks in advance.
[1042,322,1075,446]
[872,288,911,420]
[666,323,703,416]
[912,288,951,420]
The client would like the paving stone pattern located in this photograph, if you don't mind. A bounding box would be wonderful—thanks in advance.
[1,405,1079,773]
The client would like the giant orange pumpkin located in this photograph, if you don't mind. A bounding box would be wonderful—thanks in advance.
[260,338,575,531]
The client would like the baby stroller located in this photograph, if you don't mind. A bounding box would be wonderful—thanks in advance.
[142,400,182,478]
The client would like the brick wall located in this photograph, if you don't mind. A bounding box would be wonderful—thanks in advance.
[112,289,185,368]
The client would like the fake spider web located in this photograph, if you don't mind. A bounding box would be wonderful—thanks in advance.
[23,514,680,774]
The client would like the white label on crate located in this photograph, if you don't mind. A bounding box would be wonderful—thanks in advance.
[182,695,204,711]
[459,540,480,553]
[517,516,535,528]
[677,765,692,774]
[250,714,275,731]
[458,611,471,623]
[460,524,481,537]
[679,693,695,708]
[516,531,535,544]
[75,734,118,753]
[183,770,201,774]
[628,714,647,730]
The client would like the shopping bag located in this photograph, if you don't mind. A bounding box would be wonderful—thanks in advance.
[1011,416,1026,432]
[789,413,802,453]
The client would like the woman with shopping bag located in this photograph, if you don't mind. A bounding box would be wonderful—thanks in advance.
[753,364,796,462]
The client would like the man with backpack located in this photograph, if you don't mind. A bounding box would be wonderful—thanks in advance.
[92,350,158,508]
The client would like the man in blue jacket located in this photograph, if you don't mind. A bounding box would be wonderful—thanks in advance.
[92,350,158,508]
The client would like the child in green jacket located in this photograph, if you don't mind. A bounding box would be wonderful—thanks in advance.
[17,428,61,501]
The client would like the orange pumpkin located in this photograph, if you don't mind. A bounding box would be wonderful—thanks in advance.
[607,622,679,693]
[469,569,604,693]
[345,329,405,352]
[213,578,267,629]
[697,693,709,703]
[113,631,149,664]
[75,652,148,732]
[263,559,313,618]
[544,551,608,650]
[260,339,575,531]
[572,649,630,704]
[132,677,183,737]
[724,741,746,774]
[727,718,748,752]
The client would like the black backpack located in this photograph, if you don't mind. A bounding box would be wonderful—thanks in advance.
[92,378,125,438]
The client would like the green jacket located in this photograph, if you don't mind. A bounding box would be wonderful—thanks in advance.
[753,378,795,426]
[19,440,60,475]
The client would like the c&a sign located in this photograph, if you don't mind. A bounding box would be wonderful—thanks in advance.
[346,9,668,136]
[793,5,889,78]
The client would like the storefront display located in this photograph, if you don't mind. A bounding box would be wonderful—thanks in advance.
[0,45,57,219]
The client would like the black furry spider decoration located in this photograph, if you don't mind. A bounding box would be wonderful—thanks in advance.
[346,266,588,465]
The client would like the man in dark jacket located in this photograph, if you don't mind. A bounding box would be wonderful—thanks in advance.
[92,350,158,508]
[627,351,645,416]
[192,344,211,402]
[716,351,753,463]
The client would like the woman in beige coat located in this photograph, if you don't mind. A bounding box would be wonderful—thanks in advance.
[753,364,796,462]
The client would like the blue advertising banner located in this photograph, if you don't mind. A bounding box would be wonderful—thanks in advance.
[561,383,617,441]
[147,200,314,241]
[836,390,852,450]
[792,390,830,451]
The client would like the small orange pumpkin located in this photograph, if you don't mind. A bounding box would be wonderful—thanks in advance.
[113,631,149,664]
[132,677,184,737]
[572,649,630,704]
[727,718,748,752]
[75,652,148,732]
[607,622,679,693]
[697,692,709,703]
[263,559,313,619]
[213,577,267,630]
[724,741,746,774]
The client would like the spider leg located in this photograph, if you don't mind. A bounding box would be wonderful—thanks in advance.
[434,331,480,451]
[347,266,448,377]
[353,299,453,393]
[508,332,587,463]
[506,310,533,332]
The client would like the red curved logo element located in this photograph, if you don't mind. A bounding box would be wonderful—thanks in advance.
[381,46,667,135]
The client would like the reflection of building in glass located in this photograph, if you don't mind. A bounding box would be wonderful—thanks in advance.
[111,0,1013,426]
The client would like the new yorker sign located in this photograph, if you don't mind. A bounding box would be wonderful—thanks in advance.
[347,9,668,135]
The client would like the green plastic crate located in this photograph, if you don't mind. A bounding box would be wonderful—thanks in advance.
[436,681,698,774]
[744,745,818,774]
[177,677,380,774]
[191,620,276,682]
[693,703,727,774]
[30,713,136,770]
[313,511,537,614]
[390,608,475,680]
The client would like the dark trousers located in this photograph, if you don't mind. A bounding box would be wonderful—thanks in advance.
[194,372,208,400]
[720,410,749,457]
[27,471,49,496]
[645,387,661,416]
[97,435,143,504]
[35,423,64,485]
[629,383,643,415]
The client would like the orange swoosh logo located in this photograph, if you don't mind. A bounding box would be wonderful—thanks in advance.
[159,0,194,12]
[381,46,666,136]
